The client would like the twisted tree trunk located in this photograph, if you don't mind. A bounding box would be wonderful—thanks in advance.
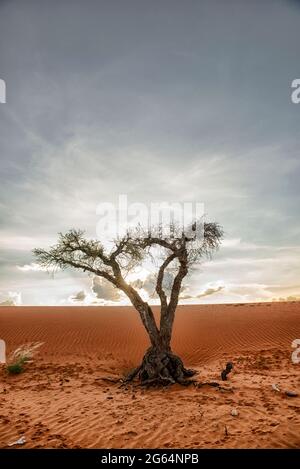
[125,303,196,386]
[124,253,196,386]
[134,346,196,386]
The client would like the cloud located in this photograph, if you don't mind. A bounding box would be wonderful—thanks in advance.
[0,291,22,306]
[272,295,300,302]
[196,286,224,298]
[66,289,104,306]
[130,270,187,299]
[92,276,121,302]
[17,262,55,272]
[70,290,86,302]
[0,234,58,252]
[179,294,193,300]
[1,0,300,305]
[178,284,224,301]
[131,274,156,298]
[221,238,268,251]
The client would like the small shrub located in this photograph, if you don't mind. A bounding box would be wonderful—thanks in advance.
[6,362,24,374]
[6,342,43,375]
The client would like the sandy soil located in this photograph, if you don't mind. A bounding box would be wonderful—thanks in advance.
[0,302,299,449]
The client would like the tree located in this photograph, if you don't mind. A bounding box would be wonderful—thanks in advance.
[34,220,223,386]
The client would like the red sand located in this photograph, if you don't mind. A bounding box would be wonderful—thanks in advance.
[0,302,299,448]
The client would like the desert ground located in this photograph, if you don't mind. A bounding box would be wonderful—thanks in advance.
[0,302,299,449]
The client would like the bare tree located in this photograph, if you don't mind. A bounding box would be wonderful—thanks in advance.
[34,220,223,385]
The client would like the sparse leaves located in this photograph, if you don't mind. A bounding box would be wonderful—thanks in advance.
[34,220,223,347]
[33,219,223,385]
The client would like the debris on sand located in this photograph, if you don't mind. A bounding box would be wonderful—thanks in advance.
[8,436,26,446]
[221,362,233,381]
[196,381,233,392]
[231,408,239,416]
[272,383,281,393]
[271,384,298,397]
[285,390,298,397]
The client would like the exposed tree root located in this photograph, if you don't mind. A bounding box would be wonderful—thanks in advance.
[96,376,121,384]
[123,347,197,387]
[196,381,234,392]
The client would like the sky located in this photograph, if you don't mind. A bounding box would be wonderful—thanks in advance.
[0,0,300,306]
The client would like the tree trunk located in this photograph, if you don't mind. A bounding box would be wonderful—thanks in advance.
[125,314,196,386]
[159,304,175,350]
[124,288,196,386]
[125,344,196,386]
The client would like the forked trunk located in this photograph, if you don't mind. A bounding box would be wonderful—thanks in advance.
[125,305,196,386]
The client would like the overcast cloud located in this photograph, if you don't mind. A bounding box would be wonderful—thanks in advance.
[0,0,300,304]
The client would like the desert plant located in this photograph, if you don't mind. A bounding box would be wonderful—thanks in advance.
[6,342,44,375]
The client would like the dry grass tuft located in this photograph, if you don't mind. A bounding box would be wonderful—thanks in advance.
[6,342,44,374]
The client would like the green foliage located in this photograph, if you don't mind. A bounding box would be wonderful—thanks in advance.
[6,359,27,375]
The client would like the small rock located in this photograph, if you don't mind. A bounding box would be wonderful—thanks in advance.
[285,390,298,397]
[231,408,239,416]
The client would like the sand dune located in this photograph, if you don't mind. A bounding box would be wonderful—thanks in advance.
[0,302,299,448]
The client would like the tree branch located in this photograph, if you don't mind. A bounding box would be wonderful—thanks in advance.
[34,220,223,351]
[160,248,188,344]
[155,252,176,312]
